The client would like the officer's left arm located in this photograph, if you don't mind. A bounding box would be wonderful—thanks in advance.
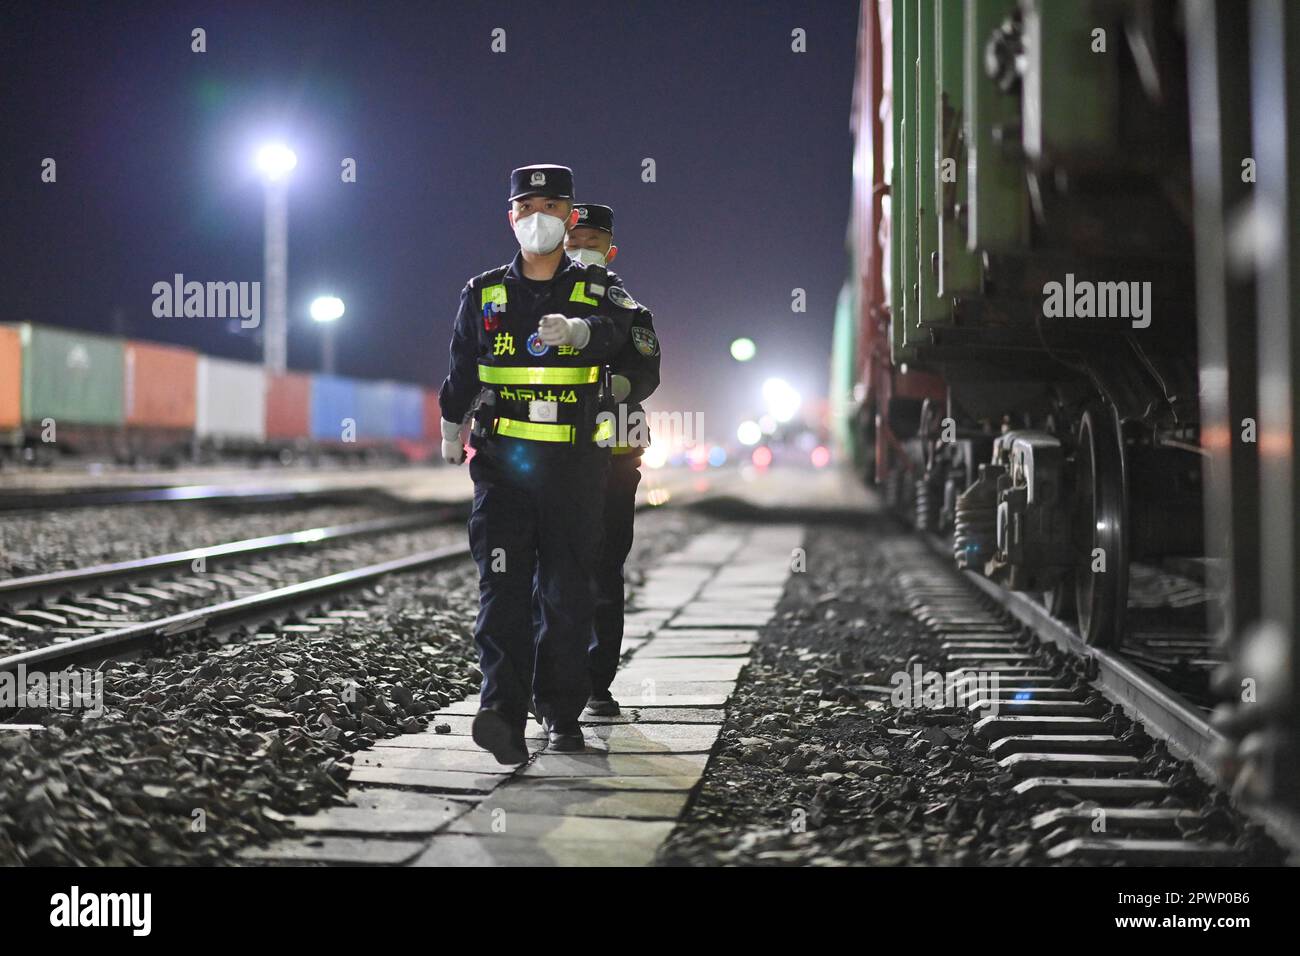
[574,283,636,361]
[615,306,661,405]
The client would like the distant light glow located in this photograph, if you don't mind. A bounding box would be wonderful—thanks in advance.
[256,143,298,181]
[752,446,773,468]
[646,487,671,506]
[310,296,345,323]
[707,445,727,467]
[642,444,668,469]
[730,337,757,362]
[762,377,802,423]
[737,420,762,446]
[759,415,777,435]
[811,445,830,468]
[688,445,709,471]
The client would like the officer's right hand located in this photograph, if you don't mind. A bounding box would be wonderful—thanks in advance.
[538,314,591,349]
[440,418,466,465]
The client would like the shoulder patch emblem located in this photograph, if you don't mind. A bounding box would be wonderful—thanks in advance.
[607,285,638,310]
[632,326,659,357]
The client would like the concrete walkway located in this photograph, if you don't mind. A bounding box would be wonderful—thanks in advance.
[242,522,802,866]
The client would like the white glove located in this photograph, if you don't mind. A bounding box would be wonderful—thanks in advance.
[538,314,591,349]
[611,374,631,403]
[440,418,466,465]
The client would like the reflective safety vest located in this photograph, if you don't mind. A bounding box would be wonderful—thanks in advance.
[472,272,613,446]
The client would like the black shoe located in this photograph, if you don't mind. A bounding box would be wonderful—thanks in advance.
[544,719,585,753]
[584,693,621,717]
[471,707,528,765]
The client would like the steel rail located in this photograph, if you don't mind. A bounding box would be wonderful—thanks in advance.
[0,544,473,675]
[917,530,1226,781]
[0,481,696,676]
[0,509,461,606]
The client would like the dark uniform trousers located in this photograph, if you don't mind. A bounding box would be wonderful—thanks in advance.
[589,453,642,695]
[469,436,609,727]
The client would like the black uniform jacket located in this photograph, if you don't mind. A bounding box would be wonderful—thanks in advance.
[439,252,636,439]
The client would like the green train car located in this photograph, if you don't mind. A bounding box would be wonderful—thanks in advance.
[835,0,1300,826]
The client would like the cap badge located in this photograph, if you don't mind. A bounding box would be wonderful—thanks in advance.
[530,171,546,186]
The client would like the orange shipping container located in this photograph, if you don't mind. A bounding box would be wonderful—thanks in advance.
[422,389,441,441]
[0,326,20,430]
[124,341,197,428]
[266,372,312,439]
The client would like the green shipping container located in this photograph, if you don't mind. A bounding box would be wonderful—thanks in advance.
[10,323,125,426]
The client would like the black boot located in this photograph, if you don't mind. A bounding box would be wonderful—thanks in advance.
[583,691,621,717]
[542,717,585,753]
[471,706,528,765]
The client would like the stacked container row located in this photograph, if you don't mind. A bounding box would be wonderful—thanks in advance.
[1,321,441,453]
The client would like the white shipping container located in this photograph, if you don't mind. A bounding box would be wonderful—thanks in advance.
[196,356,266,440]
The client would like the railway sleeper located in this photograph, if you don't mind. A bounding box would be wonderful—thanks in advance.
[1046,837,1240,865]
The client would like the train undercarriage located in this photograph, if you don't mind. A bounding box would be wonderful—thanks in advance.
[843,0,1300,830]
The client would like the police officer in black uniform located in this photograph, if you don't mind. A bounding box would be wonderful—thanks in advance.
[566,203,661,716]
[439,166,635,763]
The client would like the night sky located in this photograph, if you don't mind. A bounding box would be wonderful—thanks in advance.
[1,0,859,442]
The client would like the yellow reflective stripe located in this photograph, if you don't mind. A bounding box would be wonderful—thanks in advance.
[492,416,614,444]
[569,282,598,306]
[495,418,575,442]
[480,284,507,309]
[611,444,640,455]
[478,365,600,385]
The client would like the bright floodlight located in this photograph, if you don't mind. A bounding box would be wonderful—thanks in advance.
[730,337,757,362]
[737,420,762,446]
[761,377,802,423]
[310,296,345,323]
[256,143,298,181]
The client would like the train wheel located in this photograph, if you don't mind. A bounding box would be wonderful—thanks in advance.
[1072,405,1128,646]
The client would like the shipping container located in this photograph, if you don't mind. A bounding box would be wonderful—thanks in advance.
[8,323,124,426]
[310,374,361,442]
[422,389,441,441]
[196,356,265,441]
[265,371,312,439]
[356,380,396,440]
[124,340,197,428]
[0,326,20,431]
[392,383,424,440]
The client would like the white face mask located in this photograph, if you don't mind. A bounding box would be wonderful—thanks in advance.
[567,247,607,267]
[513,211,567,254]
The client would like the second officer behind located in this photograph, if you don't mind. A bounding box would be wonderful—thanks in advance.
[566,203,662,716]
[439,165,635,762]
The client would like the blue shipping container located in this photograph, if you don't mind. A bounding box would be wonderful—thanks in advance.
[310,375,362,441]
[391,384,425,439]
[355,380,395,439]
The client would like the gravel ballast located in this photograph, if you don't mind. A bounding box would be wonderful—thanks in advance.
[0,504,710,865]
[658,515,1280,866]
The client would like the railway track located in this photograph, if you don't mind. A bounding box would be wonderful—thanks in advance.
[0,509,468,675]
[0,486,692,683]
[881,535,1270,864]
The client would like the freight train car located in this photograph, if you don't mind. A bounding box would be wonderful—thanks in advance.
[0,322,440,466]
[837,0,1300,829]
